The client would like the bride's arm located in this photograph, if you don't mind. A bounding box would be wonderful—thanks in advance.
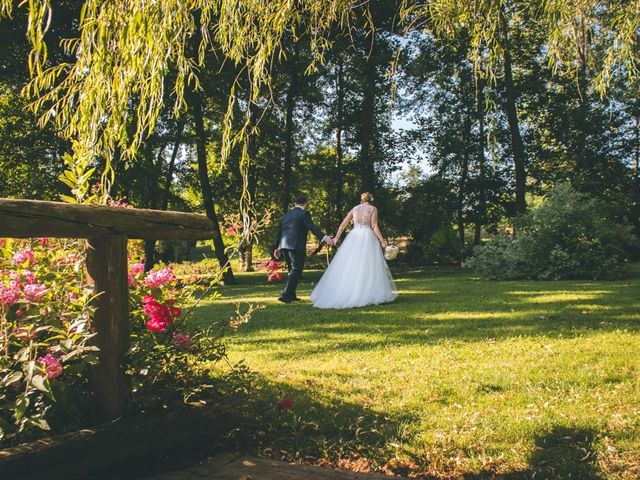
[371,208,387,249]
[334,209,353,244]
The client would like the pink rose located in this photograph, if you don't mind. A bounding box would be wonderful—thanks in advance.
[172,333,192,348]
[13,248,36,266]
[38,354,63,379]
[146,316,168,332]
[142,295,155,304]
[24,282,47,302]
[130,263,145,275]
[22,270,35,284]
[144,268,176,288]
[38,237,49,246]
[0,281,22,307]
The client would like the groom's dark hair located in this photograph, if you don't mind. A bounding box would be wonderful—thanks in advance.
[295,195,308,205]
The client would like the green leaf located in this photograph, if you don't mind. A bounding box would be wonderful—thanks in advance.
[31,374,49,393]
[2,371,23,387]
[29,418,50,431]
[60,194,79,204]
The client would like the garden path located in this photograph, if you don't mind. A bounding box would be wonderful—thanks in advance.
[146,454,395,479]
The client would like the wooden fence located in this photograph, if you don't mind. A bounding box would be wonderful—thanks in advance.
[0,198,217,420]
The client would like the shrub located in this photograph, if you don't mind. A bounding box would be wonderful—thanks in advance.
[1,239,249,446]
[126,261,245,409]
[465,183,638,280]
[0,238,98,444]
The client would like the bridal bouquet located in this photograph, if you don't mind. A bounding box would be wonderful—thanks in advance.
[384,244,399,260]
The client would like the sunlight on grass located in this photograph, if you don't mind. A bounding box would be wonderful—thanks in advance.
[195,267,640,478]
[508,291,610,303]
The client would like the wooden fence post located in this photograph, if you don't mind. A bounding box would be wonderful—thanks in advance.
[0,198,219,421]
[86,234,130,420]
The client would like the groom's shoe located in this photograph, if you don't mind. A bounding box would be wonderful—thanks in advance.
[278,296,292,304]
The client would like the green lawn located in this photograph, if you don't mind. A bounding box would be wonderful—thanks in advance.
[194,266,640,479]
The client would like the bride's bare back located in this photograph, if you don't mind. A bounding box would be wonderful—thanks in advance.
[335,203,387,248]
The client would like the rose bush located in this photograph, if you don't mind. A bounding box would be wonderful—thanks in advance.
[1,238,250,446]
[0,238,98,445]
[126,256,247,409]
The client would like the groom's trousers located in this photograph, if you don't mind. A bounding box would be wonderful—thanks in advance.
[281,249,305,300]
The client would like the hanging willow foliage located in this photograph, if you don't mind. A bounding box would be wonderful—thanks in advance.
[400,0,640,94]
[3,0,640,208]
[0,0,358,205]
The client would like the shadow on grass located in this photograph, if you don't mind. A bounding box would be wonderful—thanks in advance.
[220,370,413,466]
[221,371,605,479]
[466,426,602,479]
[197,267,640,360]
[193,268,637,478]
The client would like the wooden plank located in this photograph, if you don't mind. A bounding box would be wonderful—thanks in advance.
[0,198,217,240]
[148,455,396,480]
[87,234,130,420]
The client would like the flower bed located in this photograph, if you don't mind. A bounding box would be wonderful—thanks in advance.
[0,238,245,447]
[0,238,97,444]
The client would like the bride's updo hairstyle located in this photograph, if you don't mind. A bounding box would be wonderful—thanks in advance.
[361,192,374,204]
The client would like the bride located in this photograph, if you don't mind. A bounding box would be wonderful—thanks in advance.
[310,192,397,309]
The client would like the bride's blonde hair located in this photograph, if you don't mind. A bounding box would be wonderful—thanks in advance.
[360,192,374,203]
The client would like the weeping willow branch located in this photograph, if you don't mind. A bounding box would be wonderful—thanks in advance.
[1,0,359,206]
[399,0,640,97]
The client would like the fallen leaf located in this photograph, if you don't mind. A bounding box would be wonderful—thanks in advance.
[242,460,256,467]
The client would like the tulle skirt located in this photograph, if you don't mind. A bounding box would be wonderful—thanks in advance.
[310,225,397,309]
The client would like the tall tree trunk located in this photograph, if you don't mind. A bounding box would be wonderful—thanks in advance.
[458,112,471,261]
[634,116,640,232]
[190,90,236,285]
[499,3,526,214]
[334,58,345,226]
[358,37,377,194]
[240,127,258,272]
[574,15,595,191]
[142,119,186,272]
[474,74,487,245]
[281,46,299,213]
[633,117,639,178]
[161,119,186,211]
[143,140,166,271]
[111,147,125,199]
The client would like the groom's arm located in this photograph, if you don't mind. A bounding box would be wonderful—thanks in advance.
[303,210,330,244]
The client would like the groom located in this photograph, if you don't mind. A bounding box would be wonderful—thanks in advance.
[273,195,335,303]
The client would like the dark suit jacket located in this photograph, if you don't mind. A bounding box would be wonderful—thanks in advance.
[274,207,325,253]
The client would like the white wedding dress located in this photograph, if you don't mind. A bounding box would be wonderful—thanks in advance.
[310,203,397,309]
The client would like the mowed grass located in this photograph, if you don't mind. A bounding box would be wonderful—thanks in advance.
[194,266,640,479]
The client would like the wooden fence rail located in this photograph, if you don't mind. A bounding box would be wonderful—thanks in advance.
[0,198,216,419]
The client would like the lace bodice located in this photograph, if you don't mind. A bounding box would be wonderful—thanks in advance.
[352,203,375,227]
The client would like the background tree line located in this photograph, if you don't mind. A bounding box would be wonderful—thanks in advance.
[1,0,638,274]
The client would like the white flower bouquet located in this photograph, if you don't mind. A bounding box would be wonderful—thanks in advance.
[384,244,399,260]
